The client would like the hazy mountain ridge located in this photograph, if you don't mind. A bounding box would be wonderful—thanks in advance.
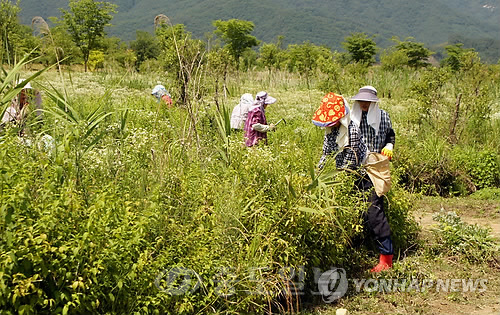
[15,0,500,61]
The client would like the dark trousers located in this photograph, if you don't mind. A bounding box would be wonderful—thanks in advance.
[356,175,393,255]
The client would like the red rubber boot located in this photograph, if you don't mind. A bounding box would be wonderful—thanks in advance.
[370,254,393,272]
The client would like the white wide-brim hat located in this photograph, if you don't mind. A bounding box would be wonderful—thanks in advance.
[256,91,276,105]
[351,85,379,102]
[16,79,32,89]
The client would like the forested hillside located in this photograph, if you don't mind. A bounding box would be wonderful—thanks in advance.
[15,0,500,61]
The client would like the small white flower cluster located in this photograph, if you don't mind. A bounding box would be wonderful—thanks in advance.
[245,146,279,165]
[126,127,161,151]
[130,109,158,122]
[105,122,121,133]
[293,126,308,137]
[38,134,55,152]
[85,148,109,170]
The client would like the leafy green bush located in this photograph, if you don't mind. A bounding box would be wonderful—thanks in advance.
[393,134,460,195]
[384,185,420,253]
[430,211,499,263]
[470,187,500,201]
[0,102,419,314]
[380,48,409,71]
[452,148,500,190]
[394,134,500,196]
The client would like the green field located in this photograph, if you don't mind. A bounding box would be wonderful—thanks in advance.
[1,60,499,314]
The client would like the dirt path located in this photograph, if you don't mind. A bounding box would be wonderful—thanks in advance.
[417,212,500,238]
[413,196,500,315]
[415,196,500,238]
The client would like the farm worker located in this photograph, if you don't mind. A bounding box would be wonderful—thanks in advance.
[351,85,396,272]
[244,91,277,147]
[151,84,173,108]
[230,93,254,131]
[313,92,367,170]
[1,79,42,135]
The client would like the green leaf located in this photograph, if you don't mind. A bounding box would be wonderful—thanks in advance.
[307,179,318,191]
[297,206,323,215]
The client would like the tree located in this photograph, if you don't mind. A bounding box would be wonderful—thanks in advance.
[0,0,33,64]
[380,47,409,70]
[317,52,344,94]
[207,47,234,108]
[213,19,259,68]
[58,0,117,72]
[156,23,205,104]
[393,37,433,68]
[130,31,160,71]
[156,22,206,146]
[342,32,377,65]
[441,43,476,72]
[88,50,105,71]
[240,49,257,71]
[259,36,285,71]
[260,43,283,71]
[286,42,321,75]
[40,20,81,66]
[102,36,135,70]
[286,42,332,98]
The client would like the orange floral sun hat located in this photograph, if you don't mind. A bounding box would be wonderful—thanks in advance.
[312,92,347,127]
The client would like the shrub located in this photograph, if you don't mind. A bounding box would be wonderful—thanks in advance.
[452,147,500,190]
[470,187,500,201]
[384,185,420,254]
[393,134,459,195]
[393,133,500,196]
[430,211,499,264]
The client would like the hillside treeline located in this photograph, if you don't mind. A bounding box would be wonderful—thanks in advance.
[1,0,499,71]
[13,0,500,62]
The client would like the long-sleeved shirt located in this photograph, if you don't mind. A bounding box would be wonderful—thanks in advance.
[319,121,367,170]
[360,110,395,153]
[244,105,268,147]
[230,94,254,129]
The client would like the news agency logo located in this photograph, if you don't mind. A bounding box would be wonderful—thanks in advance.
[316,268,348,303]
[154,266,349,302]
[154,267,202,296]
[154,266,488,303]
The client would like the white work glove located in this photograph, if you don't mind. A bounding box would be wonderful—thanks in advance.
[252,123,275,132]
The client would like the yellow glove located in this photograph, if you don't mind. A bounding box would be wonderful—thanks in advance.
[269,123,276,131]
[381,145,393,161]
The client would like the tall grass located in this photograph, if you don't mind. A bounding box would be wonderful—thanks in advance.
[1,59,498,313]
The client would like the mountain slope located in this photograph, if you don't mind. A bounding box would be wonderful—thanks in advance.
[16,0,500,61]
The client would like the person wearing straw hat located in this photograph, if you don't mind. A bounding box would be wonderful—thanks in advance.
[351,85,396,272]
[230,93,254,131]
[312,92,367,170]
[244,91,277,147]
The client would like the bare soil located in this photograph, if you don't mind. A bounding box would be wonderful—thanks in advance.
[416,196,500,238]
